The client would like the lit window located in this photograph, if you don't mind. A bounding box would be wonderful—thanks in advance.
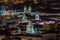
[5,0,7,2]
[0,0,2,2]
[34,0,38,4]
[19,0,24,3]
[34,0,36,1]
[18,0,20,1]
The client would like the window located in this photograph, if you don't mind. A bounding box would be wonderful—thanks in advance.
[18,0,20,1]
[0,0,2,2]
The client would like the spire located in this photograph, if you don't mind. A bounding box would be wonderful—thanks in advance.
[28,6,32,13]
[35,11,40,20]
[24,6,27,13]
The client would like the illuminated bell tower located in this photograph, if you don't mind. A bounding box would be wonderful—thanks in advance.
[26,21,34,34]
